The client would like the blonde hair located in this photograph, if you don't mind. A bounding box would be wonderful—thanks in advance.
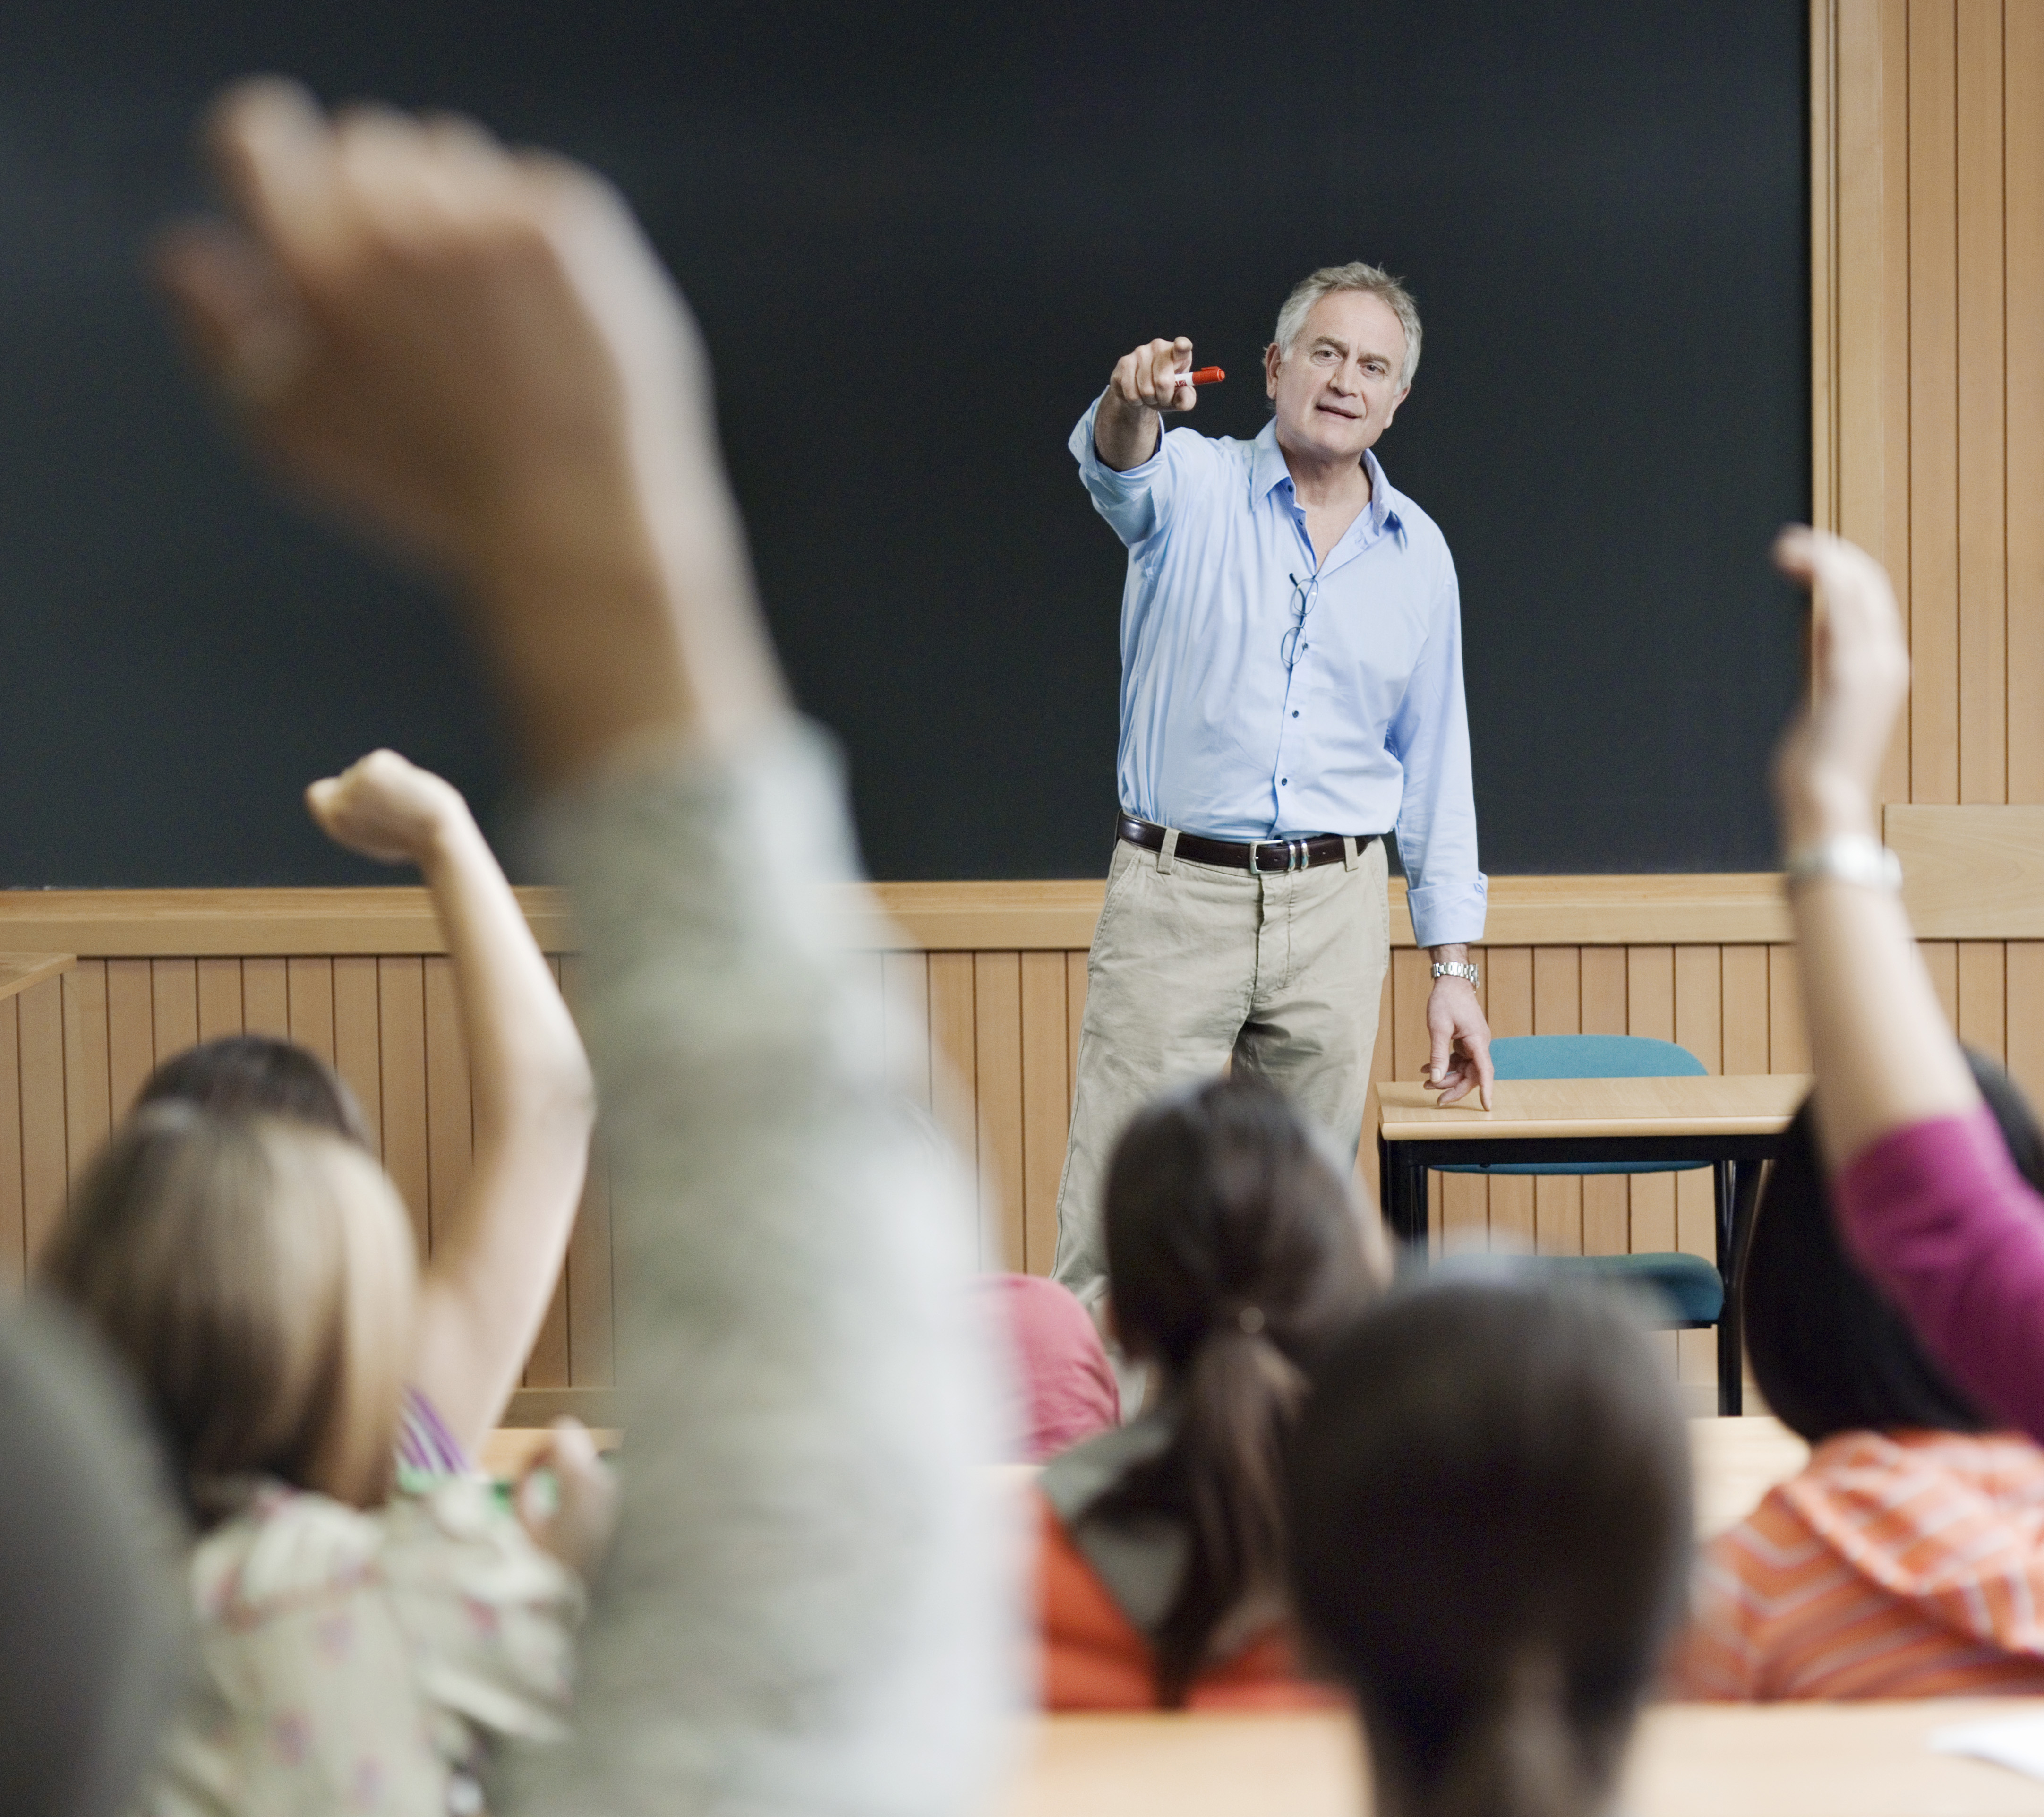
[1274,261,1423,388]
[41,1105,416,1517]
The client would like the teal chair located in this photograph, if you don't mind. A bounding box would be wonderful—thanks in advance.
[1434,1033,1742,1412]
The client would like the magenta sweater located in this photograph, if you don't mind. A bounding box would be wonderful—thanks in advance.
[1835,1106,2044,1441]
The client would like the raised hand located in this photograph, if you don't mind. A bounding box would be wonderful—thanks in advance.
[1770,526,1910,849]
[1094,334,1199,470]
[1109,336,1201,415]
[154,79,785,782]
[306,748,467,867]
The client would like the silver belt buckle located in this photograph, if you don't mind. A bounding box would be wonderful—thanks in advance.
[1291,840,1307,872]
[1246,839,1264,873]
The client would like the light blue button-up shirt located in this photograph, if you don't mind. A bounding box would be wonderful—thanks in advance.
[1070,401,1487,949]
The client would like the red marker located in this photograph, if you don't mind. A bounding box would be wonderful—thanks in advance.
[1173,366,1226,387]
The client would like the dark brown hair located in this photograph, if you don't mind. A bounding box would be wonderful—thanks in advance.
[1086,1073,1378,1705]
[1741,1048,2041,1444]
[1291,1276,1691,1817]
[135,1034,371,1150]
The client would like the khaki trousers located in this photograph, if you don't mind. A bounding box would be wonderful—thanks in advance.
[1050,832,1391,1311]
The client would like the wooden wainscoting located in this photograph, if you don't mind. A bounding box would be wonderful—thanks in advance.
[3,879,2039,1400]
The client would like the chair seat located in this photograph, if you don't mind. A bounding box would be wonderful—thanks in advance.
[1528,1251,1725,1328]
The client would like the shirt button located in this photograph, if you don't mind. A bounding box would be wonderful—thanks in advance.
[1281,778,1288,786]
[1291,710,1299,718]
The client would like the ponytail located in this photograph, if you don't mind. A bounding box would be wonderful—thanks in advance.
[1091,1074,1379,1706]
[1089,1315,1310,1705]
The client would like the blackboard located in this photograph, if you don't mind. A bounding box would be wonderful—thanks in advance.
[0,0,1808,884]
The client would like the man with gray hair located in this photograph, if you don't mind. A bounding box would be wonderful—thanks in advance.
[1054,262,1491,1348]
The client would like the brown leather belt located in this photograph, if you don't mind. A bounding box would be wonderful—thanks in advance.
[1118,814,1380,874]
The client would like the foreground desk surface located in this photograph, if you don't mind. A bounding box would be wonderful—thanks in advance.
[997,1702,2044,1817]
[1377,1072,1813,1141]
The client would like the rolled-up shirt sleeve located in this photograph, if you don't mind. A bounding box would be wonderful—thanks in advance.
[1387,550,1487,948]
[1069,398,1179,549]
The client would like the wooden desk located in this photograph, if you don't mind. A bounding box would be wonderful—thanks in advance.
[1376,1074,1811,1415]
[1692,1415,1809,1538]
[997,1702,2044,1817]
[0,953,72,1005]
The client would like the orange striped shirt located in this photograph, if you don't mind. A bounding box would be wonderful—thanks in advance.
[1670,1429,2044,1700]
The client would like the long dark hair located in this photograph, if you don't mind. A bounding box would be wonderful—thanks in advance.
[135,1034,371,1150]
[1291,1276,1691,1817]
[1742,1047,2043,1443]
[1085,1074,1377,1705]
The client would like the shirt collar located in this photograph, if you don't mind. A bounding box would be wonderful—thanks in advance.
[1251,419,1405,543]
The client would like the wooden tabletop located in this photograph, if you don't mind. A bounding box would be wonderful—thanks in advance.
[0,953,72,1006]
[997,1700,2044,1817]
[1691,1415,1809,1538]
[1377,1072,1812,1142]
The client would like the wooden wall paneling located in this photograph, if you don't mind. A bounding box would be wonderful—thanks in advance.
[2009,943,2044,1107]
[422,957,473,1257]
[150,960,198,1065]
[1956,940,2008,1063]
[242,957,289,1038]
[973,953,1026,1273]
[1768,944,1813,1074]
[881,952,932,1113]
[1910,0,1962,804]
[18,977,67,1264]
[2007,0,2044,801]
[1722,948,1772,1078]
[1882,0,1916,806]
[1579,948,1630,1257]
[1065,953,1087,1102]
[559,957,613,1388]
[377,958,431,1260]
[61,964,110,1194]
[1626,947,1680,1257]
[196,958,243,1041]
[926,953,981,1257]
[0,1000,21,1286]
[1672,948,1724,1385]
[331,957,383,1160]
[1812,0,1837,531]
[1922,939,1961,1026]
[1018,951,1071,1275]
[286,957,335,1064]
[104,959,154,1121]
[523,967,572,1391]
[1531,947,1583,1257]
[1956,0,2007,804]
[1481,947,1534,1251]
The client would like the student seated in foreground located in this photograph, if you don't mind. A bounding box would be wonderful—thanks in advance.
[135,746,594,1474]
[1671,1056,2044,1700]
[151,78,1009,1814]
[42,1108,616,1815]
[974,1271,1120,1463]
[1036,1074,1383,1708]
[1291,1277,1691,1817]
[0,1303,186,1817]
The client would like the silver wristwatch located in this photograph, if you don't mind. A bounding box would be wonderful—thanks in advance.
[1432,960,1480,987]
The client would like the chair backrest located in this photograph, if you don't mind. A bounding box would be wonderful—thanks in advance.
[1488,1034,1706,1081]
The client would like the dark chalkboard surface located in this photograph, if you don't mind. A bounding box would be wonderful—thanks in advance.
[0,0,1807,884]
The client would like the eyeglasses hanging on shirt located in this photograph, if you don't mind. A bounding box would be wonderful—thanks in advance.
[1282,572,1319,672]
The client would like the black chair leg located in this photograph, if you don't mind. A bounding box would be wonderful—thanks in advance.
[1714,1161,1743,1416]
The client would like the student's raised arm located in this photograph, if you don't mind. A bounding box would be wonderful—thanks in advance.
[1772,528,2044,1439]
[156,78,1009,1816]
[306,749,594,1457]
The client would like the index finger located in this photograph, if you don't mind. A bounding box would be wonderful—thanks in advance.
[203,77,352,280]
